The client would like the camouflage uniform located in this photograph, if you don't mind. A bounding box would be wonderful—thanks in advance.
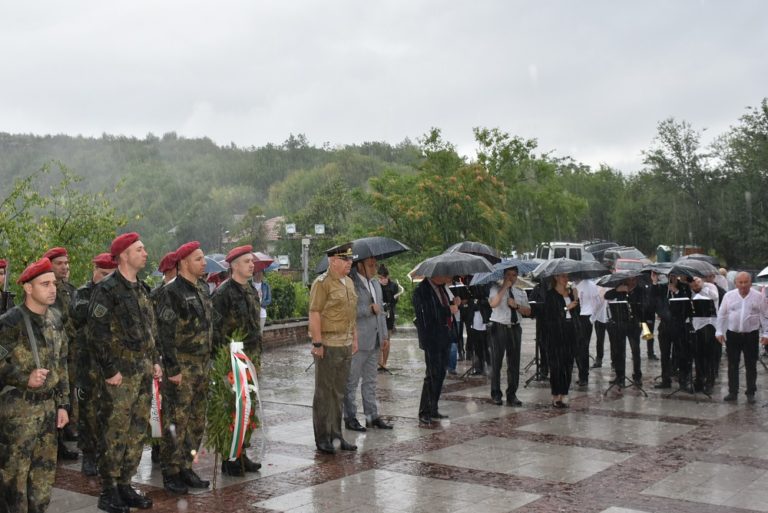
[309,270,357,447]
[53,280,78,429]
[87,269,158,488]
[69,281,99,462]
[155,276,212,477]
[0,304,69,513]
[211,278,262,367]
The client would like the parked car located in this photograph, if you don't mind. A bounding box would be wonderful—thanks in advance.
[614,258,651,273]
[603,246,647,270]
[533,241,597,262]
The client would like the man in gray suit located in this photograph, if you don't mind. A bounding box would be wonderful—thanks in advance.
[343,256,393,431]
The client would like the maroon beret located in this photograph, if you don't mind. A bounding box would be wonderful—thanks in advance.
[18,258,54,284]
[158,251,178,273]
[225,245,253,264]
[0,259,7,269]
[92,252,118,270]
[42,247,68,261]
[175,241,201,261]
[110,232,140,258]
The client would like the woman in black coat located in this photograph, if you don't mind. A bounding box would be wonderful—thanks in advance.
[543,273,580,408]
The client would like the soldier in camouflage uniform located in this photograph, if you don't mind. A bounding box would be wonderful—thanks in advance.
[211,244,262,476]
[88,233,162,513]
[42,247,79,460]
[69,252,117,477]
[0,258,70,513]
[155,242,212,494]
[309,243,358,454]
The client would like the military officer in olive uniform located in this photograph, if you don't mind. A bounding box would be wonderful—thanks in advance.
[309,243,359,454]
[0,258,70,513]
[156,242,212,494]
[88,232,162,513]
[42,246,80,459]
[69,252,117,476]
[211,244,262,476]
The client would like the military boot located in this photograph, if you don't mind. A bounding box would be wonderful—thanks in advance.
[221,458,245,477]
[81,453,98,476]
[97,487,130,513]
[180,468,210,488]
[242,454,262,472]
[162,473,189,495]
[117,484,152,509]
[57,430,79,461]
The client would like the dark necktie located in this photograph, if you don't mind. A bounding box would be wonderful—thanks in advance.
[509,288,518,323]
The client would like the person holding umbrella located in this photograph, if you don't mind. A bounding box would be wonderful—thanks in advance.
[543,273,580,407]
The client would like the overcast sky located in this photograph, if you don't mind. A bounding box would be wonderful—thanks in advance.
[2,0,766,172]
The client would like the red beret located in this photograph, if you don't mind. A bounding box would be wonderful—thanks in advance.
[42,247,68,261]
[0,259,7,269]
[175,241,201,261]
[225,245,253,264]
[92,252,118,270]
[158,251,178,273]
[18,258,54,284]
[110,232,140,257]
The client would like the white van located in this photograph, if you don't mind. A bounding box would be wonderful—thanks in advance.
[533,241,597,262]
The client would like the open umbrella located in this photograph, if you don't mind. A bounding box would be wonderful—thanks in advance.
[532,258,610,282]
[671,258,718,278]
[315,236,410,273]
[470,259,539,286]
[205,256,228,273]
[596,269,645,288]
[445,241,501,264]
[681,253,720,267]
[252,251,274,273]
[757,266,768,279]
[410,252,493,278]
[642,262,674,275]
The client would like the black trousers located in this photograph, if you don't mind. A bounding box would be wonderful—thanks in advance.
[693,325,719,389]
[645,318,656,356]
[674,324,694,384]
[594,320,607,361]
[658,320,687,384]
[467,327,489,372]
[419,344,450,417]
[548,320,575,396]
[488,322,522,401]
[536,318,550,375]
[608,322,642,380]
[726,330,759,396]
[575,316,592,381]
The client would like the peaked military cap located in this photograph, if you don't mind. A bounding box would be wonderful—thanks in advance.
[325,242,355,259]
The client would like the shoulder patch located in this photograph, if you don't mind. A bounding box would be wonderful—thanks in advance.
[0,344,8,360]
[92,303,108,319]
[316,273,328,282]
[159,306,177,322]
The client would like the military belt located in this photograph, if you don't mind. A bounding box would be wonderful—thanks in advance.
[0,386,55,403]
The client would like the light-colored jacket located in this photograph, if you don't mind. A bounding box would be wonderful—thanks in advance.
[352,269,388,351]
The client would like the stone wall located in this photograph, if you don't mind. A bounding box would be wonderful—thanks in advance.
[263,319,309,349]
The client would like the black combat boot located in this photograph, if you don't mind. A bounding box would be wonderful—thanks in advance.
[97,486,130,513]
[162,473,189,495]
[221,458,245,476]
[242,453,262,472]
[117,484,152,509]
[180,468,210,488]
[81,453,98,476]
[57,430,79,461]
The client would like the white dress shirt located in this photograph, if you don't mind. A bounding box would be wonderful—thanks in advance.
[488,284,530,325]
[575,279,600,318]
[715,287,768,338]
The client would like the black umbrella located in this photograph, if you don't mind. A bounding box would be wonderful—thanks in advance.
[680,253,720,267]
[642,262,673,275]
[596,270,644,288]
[531,258,610,282]
[470,259,539,286]
[315,236,410,273]
[445,241,502,264]
[671,258,718,278]
[410,252,493,278]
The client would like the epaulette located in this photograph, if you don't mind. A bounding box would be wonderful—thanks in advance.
[316,273,328,283]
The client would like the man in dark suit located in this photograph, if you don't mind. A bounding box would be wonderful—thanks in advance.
[413,275,459,425]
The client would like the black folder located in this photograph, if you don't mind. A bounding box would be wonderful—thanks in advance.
[669,297,692,318]
[691,298,717,317]
[608,301,631,323]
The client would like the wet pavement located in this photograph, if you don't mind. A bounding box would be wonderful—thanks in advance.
[51,320,768,512]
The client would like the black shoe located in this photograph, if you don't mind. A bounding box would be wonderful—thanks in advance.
[117,484,152,509]
[432,412,449,419]
[377,365,388,372]
[506,397,522,407]
[591,360,602,369]
[316,441,336,454]
[367,417,393,429]
[418,415,433,425]
[577,380,588,387]
[81,454,98,476]
[648,353,659,361]
[151,444,160,464]
[609,377,623,385]
[58,444,79,461]
[180,468,209,488]
[683,383,695,394]
[63,425,79,441]
[654,381,672,389]
[492,397,503,406]
[221,459,245,476]
[97,487,130,513]
[747,395,757,405]
[242,453,262,472]
[703,385,714,395]
[632,374,642,383]
[162,473,189,495]
[339,439,357,451]
[553,401,568,409]
[344,418,367,432]
[724,393,737,402]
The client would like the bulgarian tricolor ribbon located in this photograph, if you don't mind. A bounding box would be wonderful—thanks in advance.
[227,341,261,461]
[150,376,162,438]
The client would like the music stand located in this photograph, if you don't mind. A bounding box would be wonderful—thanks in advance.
[603,301,648,397]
